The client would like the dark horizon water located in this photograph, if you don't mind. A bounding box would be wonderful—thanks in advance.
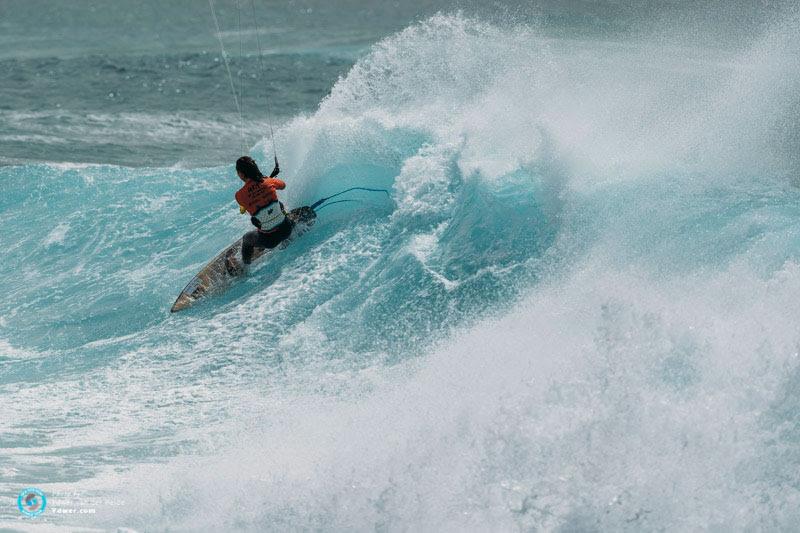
[1,0,790,167]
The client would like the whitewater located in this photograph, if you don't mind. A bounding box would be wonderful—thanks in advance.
[2,7,800,531]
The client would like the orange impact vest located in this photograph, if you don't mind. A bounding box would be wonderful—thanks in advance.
[235,178,286,215]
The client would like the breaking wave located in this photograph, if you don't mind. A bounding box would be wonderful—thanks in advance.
[2,12,800,530]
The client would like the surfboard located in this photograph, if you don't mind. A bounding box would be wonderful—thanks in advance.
[170,206,316,312]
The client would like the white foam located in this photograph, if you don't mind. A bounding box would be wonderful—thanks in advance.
[43,222,70,246]
[107,258,800,530]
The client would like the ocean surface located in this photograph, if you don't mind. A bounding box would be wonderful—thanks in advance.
[2,0,800,530]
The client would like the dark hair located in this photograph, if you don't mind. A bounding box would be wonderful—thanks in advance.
[236,156,263,181]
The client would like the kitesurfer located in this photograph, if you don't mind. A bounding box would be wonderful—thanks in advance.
[233,156,292,265]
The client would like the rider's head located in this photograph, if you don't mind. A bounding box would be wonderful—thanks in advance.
[236,156,263,182]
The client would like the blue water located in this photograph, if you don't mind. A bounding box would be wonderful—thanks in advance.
[2,1,800,531]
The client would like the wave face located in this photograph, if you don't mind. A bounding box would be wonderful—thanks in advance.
[2,11,800,531]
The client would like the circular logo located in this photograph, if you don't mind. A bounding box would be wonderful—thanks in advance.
[17,488,46,517]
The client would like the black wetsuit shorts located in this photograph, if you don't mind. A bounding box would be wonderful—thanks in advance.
[241,217,293,264]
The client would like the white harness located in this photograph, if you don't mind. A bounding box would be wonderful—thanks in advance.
[252,201,286,232]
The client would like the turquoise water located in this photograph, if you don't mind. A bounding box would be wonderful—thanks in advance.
[2,1,800,531]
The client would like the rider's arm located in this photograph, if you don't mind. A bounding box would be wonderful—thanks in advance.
[264,178,286,190]
[235,189,247,214]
